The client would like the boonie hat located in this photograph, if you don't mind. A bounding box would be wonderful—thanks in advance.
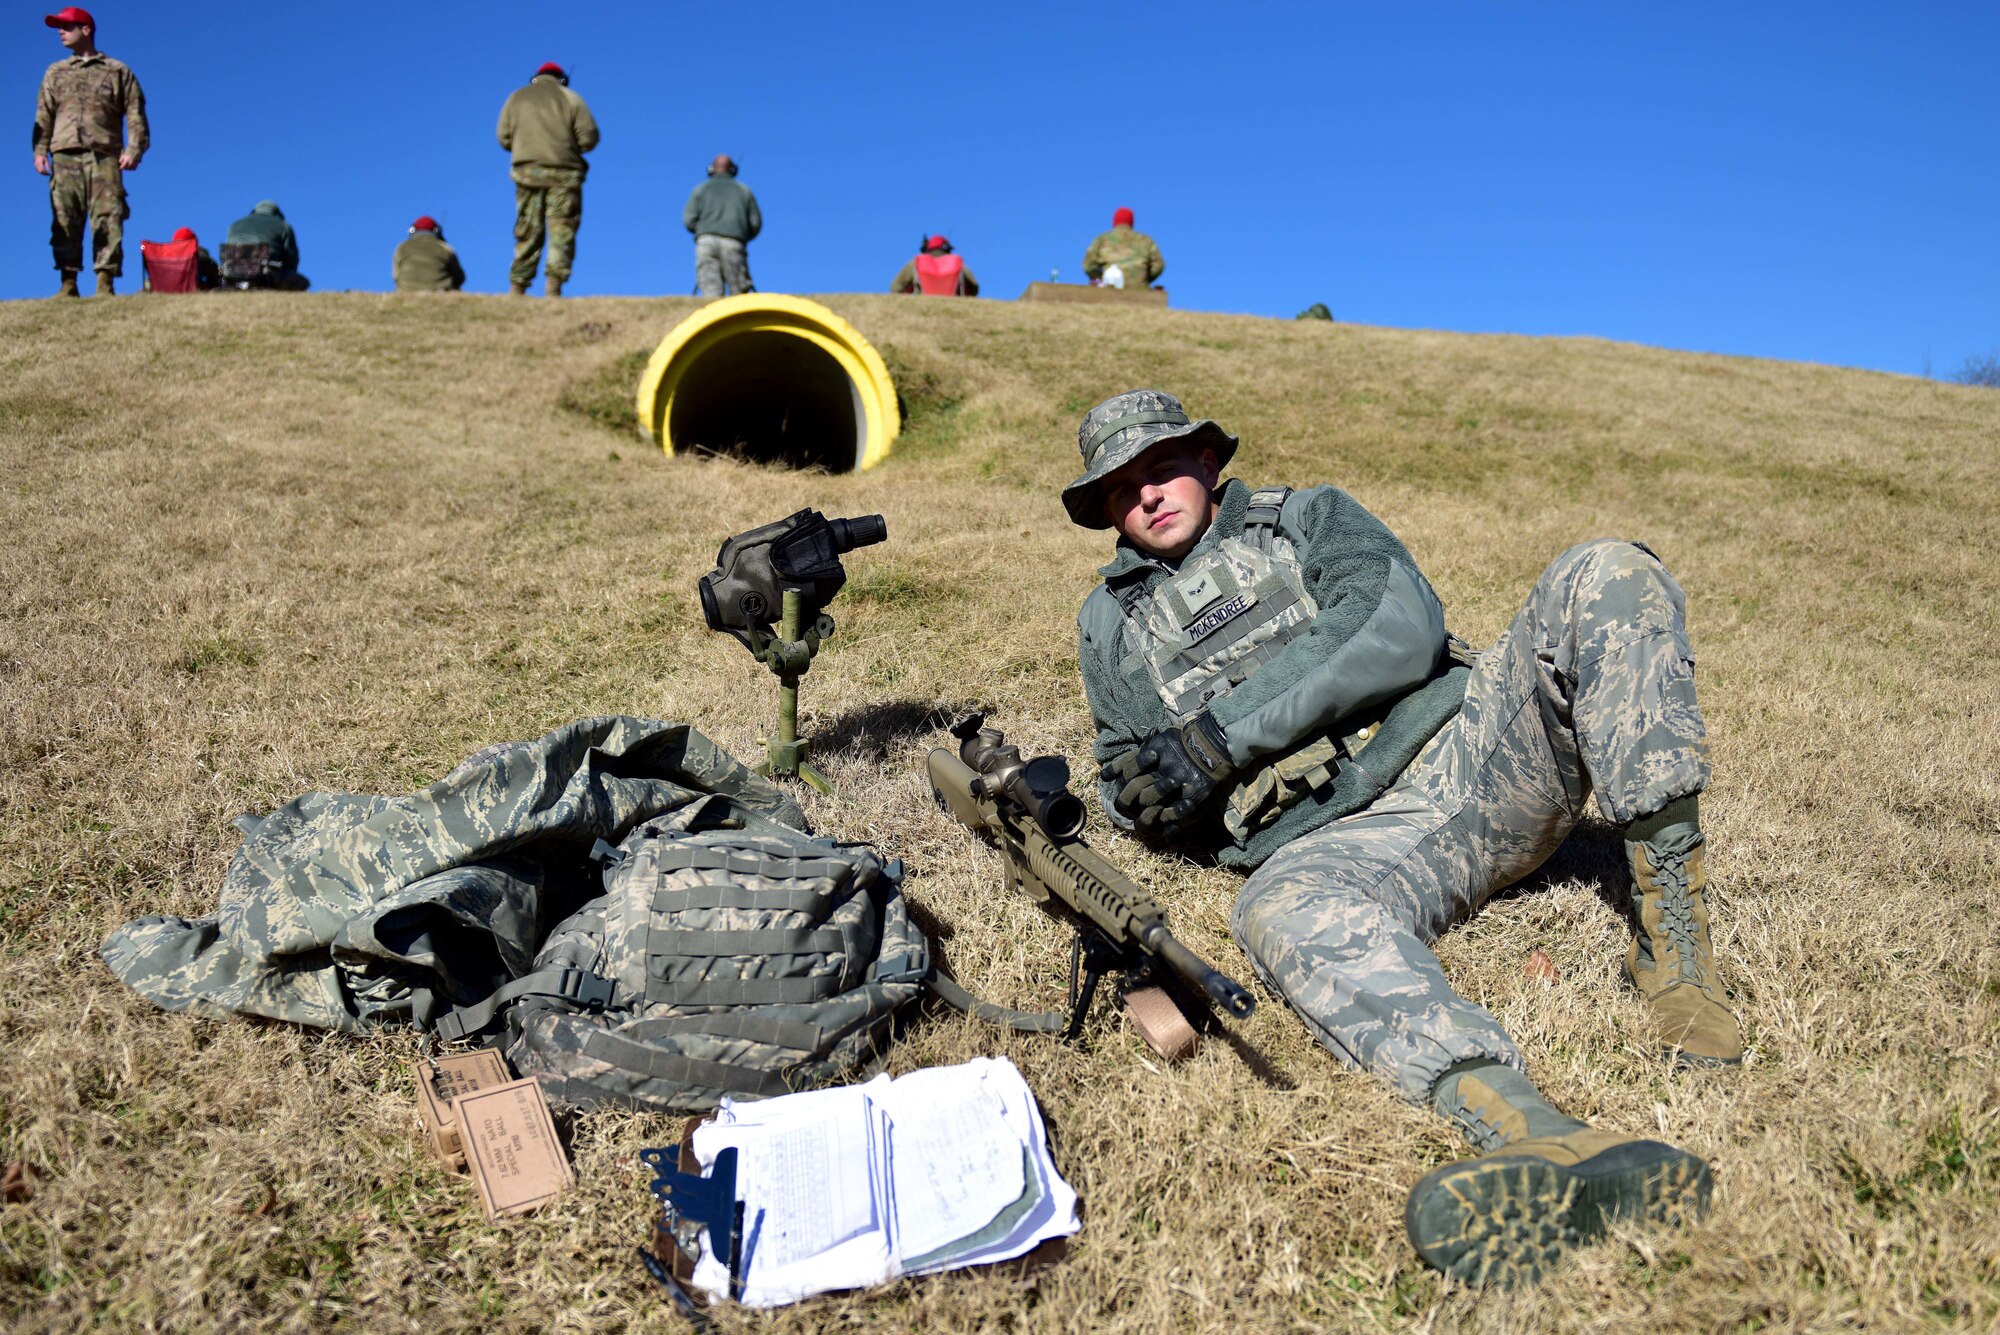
[45,7,94,27]
[1061,389,1237,529]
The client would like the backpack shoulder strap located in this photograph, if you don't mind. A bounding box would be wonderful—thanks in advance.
[926,970,1068,1033]
[428,965,616,1044]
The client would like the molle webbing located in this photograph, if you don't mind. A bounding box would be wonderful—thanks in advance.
[644,965,848,1007]
[651,883,845,915]
[1127,485,1311,723]
[1243,487,1289,544]
[651,843,864,883]
[1163,575,1303,648]
[1168,611,1304,719]
[581,1029,797,1097]
[622,1012,826,1052]
[649,927,850,958]
[502,818,933,1115]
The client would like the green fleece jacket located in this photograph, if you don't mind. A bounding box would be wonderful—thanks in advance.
[1078,478,1469,870]
[224,202,300,274]
[683,174,762,241]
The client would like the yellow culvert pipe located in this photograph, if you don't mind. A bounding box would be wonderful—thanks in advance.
[635,294,900,471]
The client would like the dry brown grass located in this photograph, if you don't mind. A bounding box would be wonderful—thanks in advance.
[2,292,1996,1333]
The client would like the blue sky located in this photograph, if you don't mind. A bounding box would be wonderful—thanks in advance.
[7,2,1995,377]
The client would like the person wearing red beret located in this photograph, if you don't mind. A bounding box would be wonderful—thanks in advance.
[1082,207,1165,292]
[393,216,466,293]
[173,226,219,290]
[891,235,979,297]
[497,62,599,298]
[32,7,148,298]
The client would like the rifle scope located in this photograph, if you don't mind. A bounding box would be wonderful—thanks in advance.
[949,713,1086,841]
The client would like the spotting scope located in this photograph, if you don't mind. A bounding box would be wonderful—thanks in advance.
[698,510,887,652]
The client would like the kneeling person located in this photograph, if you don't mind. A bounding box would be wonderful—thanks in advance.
[1066,389,1744,1286]
[892,235,978,296]
[221,200,308,290]
[393,216,465,292]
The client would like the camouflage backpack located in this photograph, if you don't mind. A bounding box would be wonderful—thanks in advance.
[432,808,938,1112]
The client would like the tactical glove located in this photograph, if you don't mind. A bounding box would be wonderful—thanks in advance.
[1105,713,1235,832]
[1101,748,1178,832]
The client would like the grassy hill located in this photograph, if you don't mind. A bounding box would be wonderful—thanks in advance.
[2,293,1995,1332]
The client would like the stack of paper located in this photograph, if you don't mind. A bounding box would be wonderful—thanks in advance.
[685,1057,1079,1307]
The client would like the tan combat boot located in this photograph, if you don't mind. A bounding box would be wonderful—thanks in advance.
[545,274,564,298]
[95,272,115,297]
[1626,825,1744,1066]
[1409,1062,1713,1287]
[57,271,79,298]
[509,281,528,296]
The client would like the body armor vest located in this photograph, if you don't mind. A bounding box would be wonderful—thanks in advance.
[1115,488,1372,841]
[914,252,965,295]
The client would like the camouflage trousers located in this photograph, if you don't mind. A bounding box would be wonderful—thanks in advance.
[512,168,583,286]
[694,234,754,297]
[1232,539,1709,1103]
[49,150,127,276]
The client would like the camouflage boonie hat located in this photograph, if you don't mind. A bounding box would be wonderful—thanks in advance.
[1061,389,1238,528]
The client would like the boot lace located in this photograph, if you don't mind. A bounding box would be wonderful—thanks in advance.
[1443,1101,1507,1154]
[1649,845,1709,990]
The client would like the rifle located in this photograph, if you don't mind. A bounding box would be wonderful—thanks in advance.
[927,713,1256,1059]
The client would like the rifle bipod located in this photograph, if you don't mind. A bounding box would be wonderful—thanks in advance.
[1066,932,1205,1060]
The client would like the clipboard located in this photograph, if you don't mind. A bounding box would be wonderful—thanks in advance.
[639,1112,1072,1311]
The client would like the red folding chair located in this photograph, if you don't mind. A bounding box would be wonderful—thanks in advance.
[141,237,200,294]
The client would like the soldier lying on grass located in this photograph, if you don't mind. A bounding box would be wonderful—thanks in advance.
[1064,389,1744,1287]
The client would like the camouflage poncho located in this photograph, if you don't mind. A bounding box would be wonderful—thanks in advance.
[101,717,804,1032]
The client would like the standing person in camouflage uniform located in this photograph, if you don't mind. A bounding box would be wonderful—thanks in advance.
[1082,207,1163,290]
[497,62,598,298]
[683,155,760,297]
[32,7,147,298]
[1066,389,1745,1287]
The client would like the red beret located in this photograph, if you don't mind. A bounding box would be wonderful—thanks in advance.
[410,216,439,232]
[536,62,565,78]
[171,226,196,243]
[924,235,950,253]
[1113,207,1135,227]
[45,7,95,27]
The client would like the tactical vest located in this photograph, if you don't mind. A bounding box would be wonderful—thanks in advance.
[914,252,965,295]
[1114,488,1386,841]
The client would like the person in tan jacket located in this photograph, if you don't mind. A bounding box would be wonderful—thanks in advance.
[497,62,599,297]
